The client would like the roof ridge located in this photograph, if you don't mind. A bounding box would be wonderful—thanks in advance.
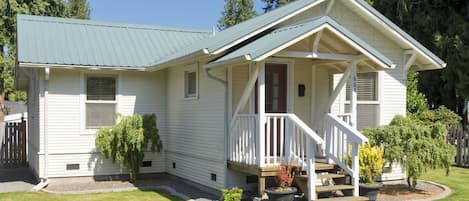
[17,14,213,34]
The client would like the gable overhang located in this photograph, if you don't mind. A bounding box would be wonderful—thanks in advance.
[348,0,446,70]
[205,17,395,70]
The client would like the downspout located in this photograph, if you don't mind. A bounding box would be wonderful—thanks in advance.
[203,65,229,188]
[32,67,50,191]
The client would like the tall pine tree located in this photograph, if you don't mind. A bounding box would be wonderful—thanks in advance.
[218,0,257,30]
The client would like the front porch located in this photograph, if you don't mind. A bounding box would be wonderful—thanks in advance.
[218,22,382,200]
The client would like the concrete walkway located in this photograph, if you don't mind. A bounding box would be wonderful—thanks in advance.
[44,173,219,201]
[0,167,37,193]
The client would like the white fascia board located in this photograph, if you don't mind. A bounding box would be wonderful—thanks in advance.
[18,62,146,71]
[210,0,326,55]
[204,55,252,69]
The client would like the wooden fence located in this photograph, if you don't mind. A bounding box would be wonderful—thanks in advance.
[0,120,27,167]
[448,123,469,167]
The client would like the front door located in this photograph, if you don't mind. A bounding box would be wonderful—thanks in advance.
[256,63,288,158]
[265,63,288,113]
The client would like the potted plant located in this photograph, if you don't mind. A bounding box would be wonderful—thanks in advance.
[358,142,385,201]
[265,161,297,201]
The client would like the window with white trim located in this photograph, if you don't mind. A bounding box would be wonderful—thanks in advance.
[184,69,198,98]
[346,72,378,101]
[86,76,116,128]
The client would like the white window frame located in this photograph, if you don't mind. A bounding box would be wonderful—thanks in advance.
[80,71,120,135]
[184,64,199,100]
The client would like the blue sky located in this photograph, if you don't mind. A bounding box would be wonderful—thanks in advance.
[89,1,265,30]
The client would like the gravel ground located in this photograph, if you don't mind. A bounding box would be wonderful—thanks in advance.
[44,173,219,201]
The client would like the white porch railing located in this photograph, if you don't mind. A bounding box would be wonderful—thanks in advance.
[230,113,323,201]
[324,113,368,196]
[336,113,352,126]
[230,114,258,165]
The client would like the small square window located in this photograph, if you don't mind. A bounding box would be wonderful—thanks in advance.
[184,70,198,98]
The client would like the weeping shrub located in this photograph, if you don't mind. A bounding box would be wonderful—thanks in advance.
[95,114,162,182]
[363,115,455,189]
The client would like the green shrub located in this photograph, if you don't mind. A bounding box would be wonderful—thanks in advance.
[95,114,162,182]
[221,187,243,201]
[359,142,385,184]
[363,115,455,189]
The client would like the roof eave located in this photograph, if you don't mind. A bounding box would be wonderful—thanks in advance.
[204,55,252,69]
[18,62,147,71]
[147,48,210,71]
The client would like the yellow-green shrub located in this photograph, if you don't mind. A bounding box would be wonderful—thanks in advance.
[359,142,385,184]
[221,187,243,201]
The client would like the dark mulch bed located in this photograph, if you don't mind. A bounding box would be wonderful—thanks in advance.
[377,180,443,201]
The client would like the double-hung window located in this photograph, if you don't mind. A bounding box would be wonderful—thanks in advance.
[184,68,198,98]
[346,72,378,102]
[86,76,117,128]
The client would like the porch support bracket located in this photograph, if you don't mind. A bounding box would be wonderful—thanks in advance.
[230,63,260,128]
[404,50,418,71]
[326,60,359,108]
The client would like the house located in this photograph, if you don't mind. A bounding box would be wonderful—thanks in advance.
[15,0,445,200]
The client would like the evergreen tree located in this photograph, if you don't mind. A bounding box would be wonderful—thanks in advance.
[218,0,257,30]
[262,0,294,13]
[68,0,91,19]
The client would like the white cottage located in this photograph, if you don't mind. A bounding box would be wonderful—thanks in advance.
[15,0,445,200]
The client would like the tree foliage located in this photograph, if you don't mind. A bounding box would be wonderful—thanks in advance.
[261,0,294,12]
[407,71,428,115]
[218,0,257,30]
[363,115,456,189]
[95,114,163,182]
[0,0,91,102]
[367,0,469,123]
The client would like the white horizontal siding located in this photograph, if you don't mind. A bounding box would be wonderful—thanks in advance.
[166,62,226,190]
[38,68,167,178]
[329,3,406,125]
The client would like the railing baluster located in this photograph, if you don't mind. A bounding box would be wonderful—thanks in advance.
[266,117,271,166]
[280,117,284,161]
[272,117,278,165]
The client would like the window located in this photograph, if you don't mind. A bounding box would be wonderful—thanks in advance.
[184,70,198,98]
[346,72,378,101]
[86,76,116,128]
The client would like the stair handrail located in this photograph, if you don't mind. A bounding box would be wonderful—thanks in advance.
[324,114,367,145]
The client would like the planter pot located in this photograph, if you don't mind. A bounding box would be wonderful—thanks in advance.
[359,183,383,201]
[265,187,297,201]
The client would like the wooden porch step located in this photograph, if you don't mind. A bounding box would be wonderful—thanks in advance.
[316,185,355,193]
[318,196,369,201]
[296,173,346,179]
[315,163,335,171]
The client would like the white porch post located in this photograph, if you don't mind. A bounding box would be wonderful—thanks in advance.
[257,62,266,167]
[349,63,357,129]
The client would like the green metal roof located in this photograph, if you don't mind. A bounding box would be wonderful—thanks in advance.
[149,0,324,67]
[17,14,212,68]
[207,16,394,69]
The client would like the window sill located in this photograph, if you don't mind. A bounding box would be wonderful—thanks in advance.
[344,101,380,105]
[183,96,199,101]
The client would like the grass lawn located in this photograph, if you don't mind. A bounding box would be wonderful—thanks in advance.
[421,166,469,201]
[0,190,183,201]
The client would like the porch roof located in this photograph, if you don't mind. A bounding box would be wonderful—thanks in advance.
[205,16,395,70]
